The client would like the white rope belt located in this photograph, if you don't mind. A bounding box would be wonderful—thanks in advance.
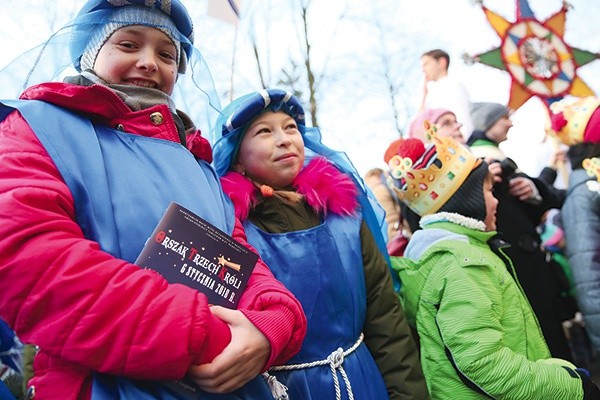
[262,332,364,400]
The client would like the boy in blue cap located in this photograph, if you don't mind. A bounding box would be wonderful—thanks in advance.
[0,1,306,398]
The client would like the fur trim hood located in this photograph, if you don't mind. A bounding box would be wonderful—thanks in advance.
[220,157,359,221]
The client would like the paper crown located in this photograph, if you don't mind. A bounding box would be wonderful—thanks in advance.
[386,122,480,216]
[583,157,600,182]
[548,96,600,145]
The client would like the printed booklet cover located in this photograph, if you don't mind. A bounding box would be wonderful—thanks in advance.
[135,202,259,398]
[136,202,258,309]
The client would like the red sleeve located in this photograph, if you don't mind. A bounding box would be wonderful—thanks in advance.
[228,218,307,369]
[0,110,231,380]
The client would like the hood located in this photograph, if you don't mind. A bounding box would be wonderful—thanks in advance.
[391,213,493,324]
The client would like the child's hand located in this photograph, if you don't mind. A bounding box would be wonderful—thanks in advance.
[508,177,535,201]
[187,306,271,393]
[486,160,503,184]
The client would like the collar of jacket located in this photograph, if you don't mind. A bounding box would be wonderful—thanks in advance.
[466,129,498,148]
[220,157,359,221]
[20,82,213,162]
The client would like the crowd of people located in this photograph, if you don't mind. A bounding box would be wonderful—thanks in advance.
[0,1,599,399]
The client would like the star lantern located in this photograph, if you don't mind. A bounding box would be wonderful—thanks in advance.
[465,0,599,113]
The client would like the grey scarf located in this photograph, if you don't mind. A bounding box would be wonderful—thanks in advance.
[64,71,195,144]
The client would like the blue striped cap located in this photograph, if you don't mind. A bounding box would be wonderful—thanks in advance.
[70,0,194,73]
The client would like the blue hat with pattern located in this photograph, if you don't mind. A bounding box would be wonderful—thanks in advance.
[70,0,194,73]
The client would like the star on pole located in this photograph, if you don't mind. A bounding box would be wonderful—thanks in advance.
[465,0,599,113]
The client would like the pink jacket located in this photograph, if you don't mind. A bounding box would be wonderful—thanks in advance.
[0,83,306,399]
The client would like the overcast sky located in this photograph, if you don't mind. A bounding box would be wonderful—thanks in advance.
[1,0,599,181]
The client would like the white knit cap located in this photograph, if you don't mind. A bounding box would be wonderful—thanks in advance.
[80,5,184,73]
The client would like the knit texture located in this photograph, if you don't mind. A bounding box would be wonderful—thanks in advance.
[439,161,489,222]
[80,5,184,73]
[470,102,510,133]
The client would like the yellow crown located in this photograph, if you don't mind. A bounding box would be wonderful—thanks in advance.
[548,96,600,145]
[387,123,480,216]
[583,157,600,182]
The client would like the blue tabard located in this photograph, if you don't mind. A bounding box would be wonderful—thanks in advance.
[0,99,273,399]
[244,212,389,399]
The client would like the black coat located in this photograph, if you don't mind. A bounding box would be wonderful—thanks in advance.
[494,173,577,361]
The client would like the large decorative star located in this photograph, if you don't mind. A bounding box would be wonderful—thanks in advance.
[466,0,598,112]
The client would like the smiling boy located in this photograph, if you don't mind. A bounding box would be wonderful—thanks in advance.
[0,1,306,399]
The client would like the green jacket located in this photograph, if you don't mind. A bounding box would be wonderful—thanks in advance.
[392,213,584,399]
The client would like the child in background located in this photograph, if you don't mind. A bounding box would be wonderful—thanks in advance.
[363,167,403,242]
[212,88,429,400]
[550,96,600,363]
[386,124,600,399]
[0,1,306,398]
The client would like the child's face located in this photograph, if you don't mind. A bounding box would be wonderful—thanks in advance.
[94,25,178,95]
[235,111,305,188]
[483,177,498,231]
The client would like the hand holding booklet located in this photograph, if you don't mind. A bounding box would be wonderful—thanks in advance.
[131,202,260,398]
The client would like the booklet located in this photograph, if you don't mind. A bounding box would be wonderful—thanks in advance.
[135,202,260,398]
[136,201,258,309]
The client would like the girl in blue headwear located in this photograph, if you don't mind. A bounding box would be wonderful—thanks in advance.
[212,89,429,400]
[0,2,307,399]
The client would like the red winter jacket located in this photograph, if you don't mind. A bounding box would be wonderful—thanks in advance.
[0,83,306,399]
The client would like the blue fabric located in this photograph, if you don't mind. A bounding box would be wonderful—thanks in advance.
[91,373,271,400]
[0,320,14,353]
[0,381,17,400]
[2,99,233,262]
[1,100,275,399]
[0,320,23,374]
[243,213,388,399]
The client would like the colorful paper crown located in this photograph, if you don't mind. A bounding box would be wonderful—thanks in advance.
[386,122,480,216]
[549,96,600,145]
[583,157,600,182]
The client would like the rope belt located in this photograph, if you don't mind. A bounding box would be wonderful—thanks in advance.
[263,332,364,400]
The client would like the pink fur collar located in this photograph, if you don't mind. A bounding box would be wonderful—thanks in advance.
[220,157,359,221]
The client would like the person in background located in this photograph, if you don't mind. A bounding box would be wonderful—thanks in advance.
[364,166,412,258]
[0,1,306,398]
[550,96,600,358]
[394,109,468,235]
[386,127,600,399]
[408,107,465,144]
[419,49,473,140]
[364,167,403,242]
[466,102,513,160]
[212,88,429,400]
[467,101,576,362]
